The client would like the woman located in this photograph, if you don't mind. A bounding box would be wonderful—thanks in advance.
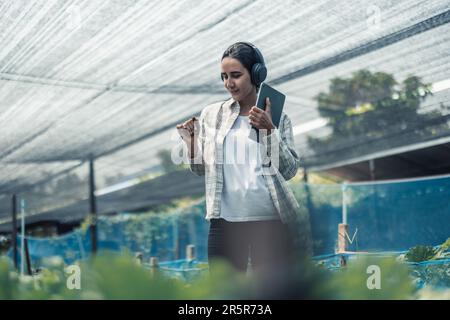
[176,42,312,277]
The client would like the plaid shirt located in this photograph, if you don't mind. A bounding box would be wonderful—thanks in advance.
[189,98,308,227]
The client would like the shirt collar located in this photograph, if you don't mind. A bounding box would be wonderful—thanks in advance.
[223,97,233,107]
[225,97,239,111]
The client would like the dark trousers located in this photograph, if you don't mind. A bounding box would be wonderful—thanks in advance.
[207,218,296,276]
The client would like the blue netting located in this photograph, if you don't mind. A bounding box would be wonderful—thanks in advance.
[291,183,342,255]
[96,201,208,262]
[292,175,450,254]
[313,251,450,289]
[3,175,449,289]
[345,177,450,251]
[6,201,209,267]
[7,229,91,268]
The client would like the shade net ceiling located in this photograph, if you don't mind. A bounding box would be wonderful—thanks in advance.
[1,0,450,227]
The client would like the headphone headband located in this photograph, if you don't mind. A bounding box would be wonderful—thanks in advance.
[236,41,265,66]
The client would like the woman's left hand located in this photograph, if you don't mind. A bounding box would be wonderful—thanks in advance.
[249,97,275,131]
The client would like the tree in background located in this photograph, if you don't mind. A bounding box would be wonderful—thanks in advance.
[308,70,450,155]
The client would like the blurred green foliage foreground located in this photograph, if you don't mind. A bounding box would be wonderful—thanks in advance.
[2,250,447,300]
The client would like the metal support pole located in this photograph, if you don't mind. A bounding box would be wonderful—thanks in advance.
[302,168,309,183]
[24,238,32,276]
[173,218,179,260]
[20,198,25,276]
[11,194,18,269]
[369,159,375,181]
[302,168,314,256]
[89,156,97,254]
[342,183,348,225]
[339,183,349,266]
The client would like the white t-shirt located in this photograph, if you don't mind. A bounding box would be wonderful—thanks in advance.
[220,115,279,222]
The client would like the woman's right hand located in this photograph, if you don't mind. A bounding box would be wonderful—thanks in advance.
[176,117,199,143]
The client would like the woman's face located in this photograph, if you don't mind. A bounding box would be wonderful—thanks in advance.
[221,57,255,101]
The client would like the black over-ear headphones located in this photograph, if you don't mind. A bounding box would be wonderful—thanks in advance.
[223,42,267,86]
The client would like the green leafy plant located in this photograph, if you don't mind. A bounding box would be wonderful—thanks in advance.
[439,237,450,252]
[404,237,450,263]
[430,237,450,260]
[0,252,421,300]
[326,256,415,300]
[405,245,438,263]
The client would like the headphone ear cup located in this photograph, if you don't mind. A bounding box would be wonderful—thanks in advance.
[252,63,267,86]
[259,64,267,84]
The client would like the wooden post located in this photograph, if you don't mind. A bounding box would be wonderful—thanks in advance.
[338,223,349,253]
[134,252,143,265]
[339,255,347,267]
[186,244,195,261]
[11,194,18,269]
[149,257,159,276]
[89,156,97,254]
[338,223,348,267]
[149,257,159,267]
